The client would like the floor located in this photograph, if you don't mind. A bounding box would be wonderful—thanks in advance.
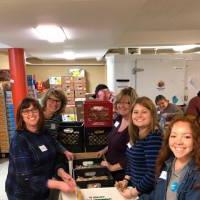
[0,159,8,200]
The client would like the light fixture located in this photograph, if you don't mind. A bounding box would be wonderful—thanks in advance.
[63,51,76,60]
[33,25,66,43]
[172,45,198,52]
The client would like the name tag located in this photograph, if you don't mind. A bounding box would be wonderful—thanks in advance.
[127,142,132,149]
[50,123,56,130]
[39,145,48,152]
[114,121,120,127]
[159,171,167,180]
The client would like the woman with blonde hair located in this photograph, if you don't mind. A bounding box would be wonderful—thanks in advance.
[97,87,138,181]
[116,96,162,199]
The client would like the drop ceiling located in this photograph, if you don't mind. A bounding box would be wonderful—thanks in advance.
[1,0,200,61]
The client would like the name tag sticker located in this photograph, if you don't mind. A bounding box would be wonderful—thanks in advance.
[39,145,48,152]
[127,142,132,149]
[51,123,56,130]
[114,121,120,127]
[159,171,167,180]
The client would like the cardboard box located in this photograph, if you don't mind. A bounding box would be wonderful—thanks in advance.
[74,83,86,91]
[61,76,74,84]
[59,187,128,200]
[75,90,86,98]
[65,91,75,98]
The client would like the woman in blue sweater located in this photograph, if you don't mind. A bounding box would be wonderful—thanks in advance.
[140,116,200,200]
[116,96,162,199]
[6,97,76,200]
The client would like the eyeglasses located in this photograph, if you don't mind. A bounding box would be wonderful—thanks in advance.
[22,108,39,115]
[48,97,61,103]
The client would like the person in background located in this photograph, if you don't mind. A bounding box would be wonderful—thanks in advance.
[97,87,138,181]
[140,116,200,200]
[186,90,200,118]
[42,88,74,160]
[93,83,113,102]
[155,95,183,123]
[5,97,76,200]
[116,97,162,199]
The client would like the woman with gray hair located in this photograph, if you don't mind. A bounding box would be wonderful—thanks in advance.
[42,88,74,160]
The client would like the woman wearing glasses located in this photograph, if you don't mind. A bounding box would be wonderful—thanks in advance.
[42,88,73,160]
[5,97,76,200]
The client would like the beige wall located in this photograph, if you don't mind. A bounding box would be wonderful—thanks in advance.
[0,52,107,93]
[0,53,9,69]
[26,65,107,93]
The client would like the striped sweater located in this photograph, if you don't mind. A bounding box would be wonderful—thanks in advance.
[126,129,162,194]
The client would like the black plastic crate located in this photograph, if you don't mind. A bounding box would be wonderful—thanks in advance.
[84,127,112,152]
[73,166,114,188]
[58,122,84,153]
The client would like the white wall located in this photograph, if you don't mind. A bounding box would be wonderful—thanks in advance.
[106,54,200,104]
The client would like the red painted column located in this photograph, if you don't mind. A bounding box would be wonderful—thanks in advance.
[8,48,28,118]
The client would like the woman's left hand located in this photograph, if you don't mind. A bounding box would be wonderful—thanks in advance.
[64,150,74,160]
[101,160,113,171]
[57,168,76,186]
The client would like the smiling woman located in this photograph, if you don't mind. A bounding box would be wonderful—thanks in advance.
[41,88,74,160]
[116,97,162,199]
[139,116,200,200]
[5,97,76,200]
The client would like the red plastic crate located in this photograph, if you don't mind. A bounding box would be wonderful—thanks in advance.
[84,100,113,127]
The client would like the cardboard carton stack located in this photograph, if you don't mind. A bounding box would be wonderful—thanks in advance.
[0,86,9,153]
[62,76,75,106]
[5,91,16,142]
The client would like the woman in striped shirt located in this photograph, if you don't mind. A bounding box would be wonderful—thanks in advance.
[116,96,162,199]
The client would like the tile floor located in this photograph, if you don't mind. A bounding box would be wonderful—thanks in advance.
[0,159,8,200]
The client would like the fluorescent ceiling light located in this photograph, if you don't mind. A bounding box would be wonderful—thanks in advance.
[33,25,66,43]
[172,45,198,52]
[63,51,76,60]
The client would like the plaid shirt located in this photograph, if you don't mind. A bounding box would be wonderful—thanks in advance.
[5,129,57,200]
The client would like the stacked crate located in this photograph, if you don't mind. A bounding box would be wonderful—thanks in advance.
[84,100,113,152]
[5,91,16,142]
[74,77,87,99]
[62,76,75,106]
[0,88,9,153]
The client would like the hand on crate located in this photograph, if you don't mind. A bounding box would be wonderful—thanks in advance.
[64,150,74,160]
[97,146,108,158]
[97,150,105,158]
[100,160,115,171]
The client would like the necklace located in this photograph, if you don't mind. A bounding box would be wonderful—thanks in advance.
[170,181,179,192]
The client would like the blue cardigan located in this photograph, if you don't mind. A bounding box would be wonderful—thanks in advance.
[139,158,200,200]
